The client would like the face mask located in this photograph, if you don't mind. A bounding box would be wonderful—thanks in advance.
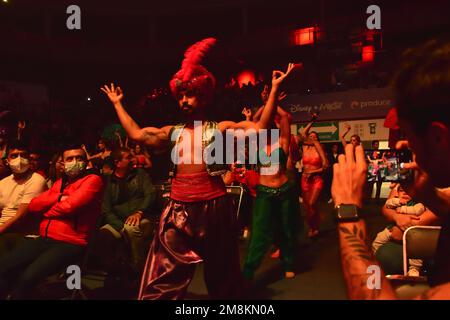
[64,161,86,178]
[9,156,30,174]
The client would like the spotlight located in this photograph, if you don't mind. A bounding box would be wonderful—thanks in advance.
[87,97,91,102]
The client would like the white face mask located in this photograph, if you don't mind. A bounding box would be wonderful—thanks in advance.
[64,161,86,178]
[9,156,30,174]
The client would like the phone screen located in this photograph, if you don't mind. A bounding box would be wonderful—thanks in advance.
[365,149,413,182]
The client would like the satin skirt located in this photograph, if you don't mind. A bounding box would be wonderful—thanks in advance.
[137,195,243,300]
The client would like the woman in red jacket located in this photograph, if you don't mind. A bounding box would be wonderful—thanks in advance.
[0,145,103,299]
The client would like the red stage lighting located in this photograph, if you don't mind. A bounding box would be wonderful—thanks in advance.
[362,45,375,62]
[237,70,256,87]
[291,27,315,46]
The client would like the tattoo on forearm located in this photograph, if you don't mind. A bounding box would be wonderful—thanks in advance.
[338,222,396,299]
[340,225,372,261]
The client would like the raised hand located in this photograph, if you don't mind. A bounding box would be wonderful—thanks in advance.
[242,107,252,120]
[272,63,295,88]
[310,112,319,122]
[278,91,287,102]
[101,83,124,104]
[332,144,367,208]
[344,123,351,132]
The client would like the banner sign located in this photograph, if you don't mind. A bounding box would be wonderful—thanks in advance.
[291,118,389,142]
[284,87,394,122]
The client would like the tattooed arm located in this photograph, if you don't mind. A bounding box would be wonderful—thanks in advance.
[333,143,397,299]
[338,220,397,299]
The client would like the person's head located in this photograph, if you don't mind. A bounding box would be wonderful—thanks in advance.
[261,84,269,104]
[134,144,142,155]
[98,139,107,151]
[372,151,381,159]
[176,89,207,116]
[6,140,30,175]
[350,135,361,146]
[397,185,412,202]
[372,140,380,150]
[393,39,450,187]
[48,152,64,182]
[331,143,339,154]
[111,147,134,173]
[29,151,41,172]
[62,145,87,179]
[170,38,217,116]
[101,161,114,176]
[309,131,319,142]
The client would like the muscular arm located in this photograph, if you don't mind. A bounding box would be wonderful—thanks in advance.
[101,84,172,148]
[114,101,171,147]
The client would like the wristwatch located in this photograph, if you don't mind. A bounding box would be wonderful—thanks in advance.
[335,204,361,222]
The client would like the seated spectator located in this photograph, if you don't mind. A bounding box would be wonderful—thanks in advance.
[46,152,64,189]
[0,140,46,257]
[131,144,152,170]
[29,150,47,179]
[375,181,439,276]
[101,157,114,176]
[96,147,156,275]
[0,144,103,299]
[0,128,10,180]
[372,185,429,276]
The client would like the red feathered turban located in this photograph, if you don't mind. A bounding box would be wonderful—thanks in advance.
[170,38,217,100]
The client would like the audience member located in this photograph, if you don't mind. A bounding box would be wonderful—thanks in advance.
[0,140,46,257]
[96,147,156,276]
[0,144,103,299]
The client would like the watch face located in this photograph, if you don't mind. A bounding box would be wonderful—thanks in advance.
[337,205,359,220]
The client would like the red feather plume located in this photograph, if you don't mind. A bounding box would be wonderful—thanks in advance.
[181,38,217,81]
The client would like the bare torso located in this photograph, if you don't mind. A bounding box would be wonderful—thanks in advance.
[258,141,289,188]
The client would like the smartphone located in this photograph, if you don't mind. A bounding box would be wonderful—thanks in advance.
[365,149,413,182]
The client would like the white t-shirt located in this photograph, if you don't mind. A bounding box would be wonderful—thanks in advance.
[0,172,46,225]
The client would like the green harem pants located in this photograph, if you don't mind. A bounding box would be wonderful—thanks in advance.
[243,181,301,279]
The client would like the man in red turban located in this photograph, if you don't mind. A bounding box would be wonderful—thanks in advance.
[101,38,295,299]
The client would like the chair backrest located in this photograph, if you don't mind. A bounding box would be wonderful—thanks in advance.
[226,185,245,219]
[403,226,441,275]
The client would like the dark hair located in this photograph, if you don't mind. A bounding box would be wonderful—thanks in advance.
[98,139,112,150]
[110,147,131,167]
[48,152,63,183]
[393,39,450,132]
[309,131,320,142]
[61,143,86,160]
[351,135,361,143]
[7,140,29,154]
